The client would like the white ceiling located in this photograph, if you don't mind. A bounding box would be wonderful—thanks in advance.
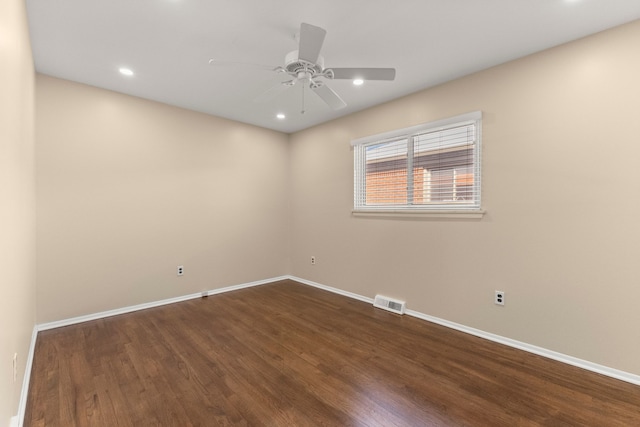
[26,0,640,134]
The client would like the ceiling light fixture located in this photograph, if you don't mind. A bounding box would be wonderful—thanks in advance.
[353,78,364,86]
[119,67,134,76]
[276,113,286,119]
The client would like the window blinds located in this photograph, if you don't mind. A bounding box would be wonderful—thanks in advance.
[353,112,481,211]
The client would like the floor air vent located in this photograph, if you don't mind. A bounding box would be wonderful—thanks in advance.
[373,295,406,315]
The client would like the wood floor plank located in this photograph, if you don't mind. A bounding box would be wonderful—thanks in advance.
[24,280,640,426]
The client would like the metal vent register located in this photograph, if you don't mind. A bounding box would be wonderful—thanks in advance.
[373,295,406,315]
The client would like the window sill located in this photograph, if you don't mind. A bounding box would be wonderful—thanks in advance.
[352,209,485,219]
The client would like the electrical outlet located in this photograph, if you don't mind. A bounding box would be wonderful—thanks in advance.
[177,265,184,276]
[495,290,505,306]
[311,256,316,265]
[12,353,17,383]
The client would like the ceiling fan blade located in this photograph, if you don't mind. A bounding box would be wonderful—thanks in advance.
[329,68,396,81]
[208,58,276,71]
[311,83,347,110]
[253,80,294,103]
[298,23,326,64]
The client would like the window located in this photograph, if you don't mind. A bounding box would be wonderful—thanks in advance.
[353,112,482,214]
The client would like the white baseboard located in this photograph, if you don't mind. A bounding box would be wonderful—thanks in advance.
[38,293,201,331]
[403,308,640,386]
[203,276,289,297]
[12,325,37,427]
[288,276,374,304]
[286,275,640,387]
[38,276,289,331]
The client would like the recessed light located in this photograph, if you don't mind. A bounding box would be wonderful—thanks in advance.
[276,113,286,119]
[353,78,364,86]
[119,67,134,76]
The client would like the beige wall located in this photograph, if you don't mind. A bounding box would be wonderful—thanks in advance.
[0,0,37,422]
[289,20,640,375]
[36,75,290,323]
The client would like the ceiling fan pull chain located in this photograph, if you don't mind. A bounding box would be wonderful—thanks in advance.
[301,84,306,115]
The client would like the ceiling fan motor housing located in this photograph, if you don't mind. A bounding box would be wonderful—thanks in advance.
[285,50,325,78]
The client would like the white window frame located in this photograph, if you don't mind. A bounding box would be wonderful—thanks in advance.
[352,111,484,218]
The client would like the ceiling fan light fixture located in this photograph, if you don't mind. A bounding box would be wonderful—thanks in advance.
[225,23,395,112]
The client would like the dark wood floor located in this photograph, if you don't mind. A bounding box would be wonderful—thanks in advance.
[25,280,640,426]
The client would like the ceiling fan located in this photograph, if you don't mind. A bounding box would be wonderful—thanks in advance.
[209,23,396,112]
